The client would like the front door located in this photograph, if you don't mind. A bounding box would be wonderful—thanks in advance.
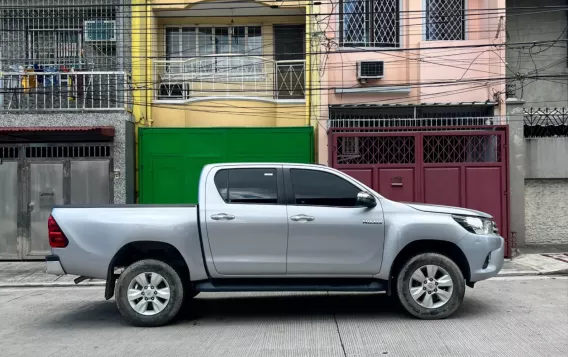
[0,160,19,259]
[205,166,288,275]
[285,168,385,275]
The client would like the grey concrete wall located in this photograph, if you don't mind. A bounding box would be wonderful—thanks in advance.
[525,138,568,178]
[525,179,568,245]
[124,120,136,204]
[0,112,134,204]
[506,99,526,250]
[506,0,568,107]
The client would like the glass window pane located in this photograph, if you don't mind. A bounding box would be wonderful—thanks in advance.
[342,0,366,45]
[290,169,360,207]
[166,28,181,59]
[197,27,214,55]
[214,169,229,201]
[247,26,262,55]
[232,27,246,54]
[228,168,278,204]
[215,27,230,54]
[181,27,196,57]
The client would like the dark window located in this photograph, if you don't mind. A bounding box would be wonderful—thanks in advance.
[290,169,361,207]
[214,169,229,201]
[215,168,278,204]
[340,0,400,48]
[426,0,465,41]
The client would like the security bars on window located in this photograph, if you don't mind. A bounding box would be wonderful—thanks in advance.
[426,0,465,41]
[341,0,400,47]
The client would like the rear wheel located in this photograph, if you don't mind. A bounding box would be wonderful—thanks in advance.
[115,259,184,327]
[396,253,465,319]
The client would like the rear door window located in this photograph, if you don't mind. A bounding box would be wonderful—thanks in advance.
[214,168,278,204]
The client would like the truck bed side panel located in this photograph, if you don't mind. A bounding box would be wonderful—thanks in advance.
[50,206,207,280]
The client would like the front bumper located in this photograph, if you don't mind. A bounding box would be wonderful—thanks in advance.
[457,234,505,282]
[46,255,66,276]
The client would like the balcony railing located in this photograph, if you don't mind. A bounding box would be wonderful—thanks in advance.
[154,54,305,101]
[0,71,131,111]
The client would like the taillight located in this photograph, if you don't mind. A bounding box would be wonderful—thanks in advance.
[48,215,68,248]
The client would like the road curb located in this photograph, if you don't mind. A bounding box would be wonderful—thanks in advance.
[0,281,105,288]
[497,269,568,277]
[497,270,540,277]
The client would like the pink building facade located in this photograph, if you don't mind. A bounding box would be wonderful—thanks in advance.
[314,0,512,255]
[317,0,507,164]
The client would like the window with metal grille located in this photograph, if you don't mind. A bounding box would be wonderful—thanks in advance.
[426,0,465,41]
[25,144,112,158]
[0,146,19,159]
[28,29,82,67]
[340,0,400,47]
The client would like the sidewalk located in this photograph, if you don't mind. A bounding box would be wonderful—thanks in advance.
[1,250,567,288]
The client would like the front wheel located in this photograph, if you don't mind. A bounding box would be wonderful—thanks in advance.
[115,259,184,327]
[396,253,465,320]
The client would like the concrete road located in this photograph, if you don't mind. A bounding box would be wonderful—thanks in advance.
[0,276,567,357]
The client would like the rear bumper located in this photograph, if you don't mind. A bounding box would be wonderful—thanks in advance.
[46,255,66,276]
[457,234,505,282]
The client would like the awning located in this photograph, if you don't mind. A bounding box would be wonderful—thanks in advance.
[0,126,115,143]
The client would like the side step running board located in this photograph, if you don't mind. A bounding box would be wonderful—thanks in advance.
[194,280,387,293]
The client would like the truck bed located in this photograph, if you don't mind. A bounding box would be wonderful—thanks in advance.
[50,205,206,281]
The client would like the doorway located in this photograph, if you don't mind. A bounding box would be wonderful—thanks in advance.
[273,24,305,99]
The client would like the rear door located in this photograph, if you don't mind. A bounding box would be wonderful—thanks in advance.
[284,167,385,275]
[204,166,288,275]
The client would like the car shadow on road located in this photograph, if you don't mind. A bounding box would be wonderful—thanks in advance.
[184,293,400,321]
[41,292,496,328]
[181,292,496,322]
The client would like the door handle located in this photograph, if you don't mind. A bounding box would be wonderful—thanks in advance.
[290,214,315,222]
[211,213,235,221]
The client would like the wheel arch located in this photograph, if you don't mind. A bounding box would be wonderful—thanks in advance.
[387,240,471,295]
[105,241,190,300]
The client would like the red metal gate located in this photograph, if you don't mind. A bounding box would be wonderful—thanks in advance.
[330,126,510,257]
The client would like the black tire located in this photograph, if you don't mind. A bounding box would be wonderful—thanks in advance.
[396,253,465,320]
[115,259,184,327]
[185,290,199,299]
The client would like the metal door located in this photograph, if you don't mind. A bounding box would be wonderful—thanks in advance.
[26,162,64,258]
[330,127,511,257]
[0,143,113,260]
[0,161,19,259]
[70,160,110,204]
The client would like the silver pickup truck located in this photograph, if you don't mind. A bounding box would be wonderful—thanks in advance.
[46,163,504,326]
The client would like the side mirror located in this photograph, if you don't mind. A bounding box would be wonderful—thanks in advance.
[356,191,377,208]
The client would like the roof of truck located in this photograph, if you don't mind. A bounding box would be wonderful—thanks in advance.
[204,163,327,167]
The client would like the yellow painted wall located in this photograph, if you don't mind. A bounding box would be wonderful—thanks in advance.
[137,1,314,131]
[151,0,305,9]
[152,101,304,127]
[149,14,307,128]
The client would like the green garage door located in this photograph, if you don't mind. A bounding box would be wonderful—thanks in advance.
[139,127,314,204]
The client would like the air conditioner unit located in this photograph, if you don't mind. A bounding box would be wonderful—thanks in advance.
[357,61,384,80]
[84,20,116,42]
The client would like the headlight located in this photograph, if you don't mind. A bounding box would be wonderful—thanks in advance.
[452,215,495,235]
